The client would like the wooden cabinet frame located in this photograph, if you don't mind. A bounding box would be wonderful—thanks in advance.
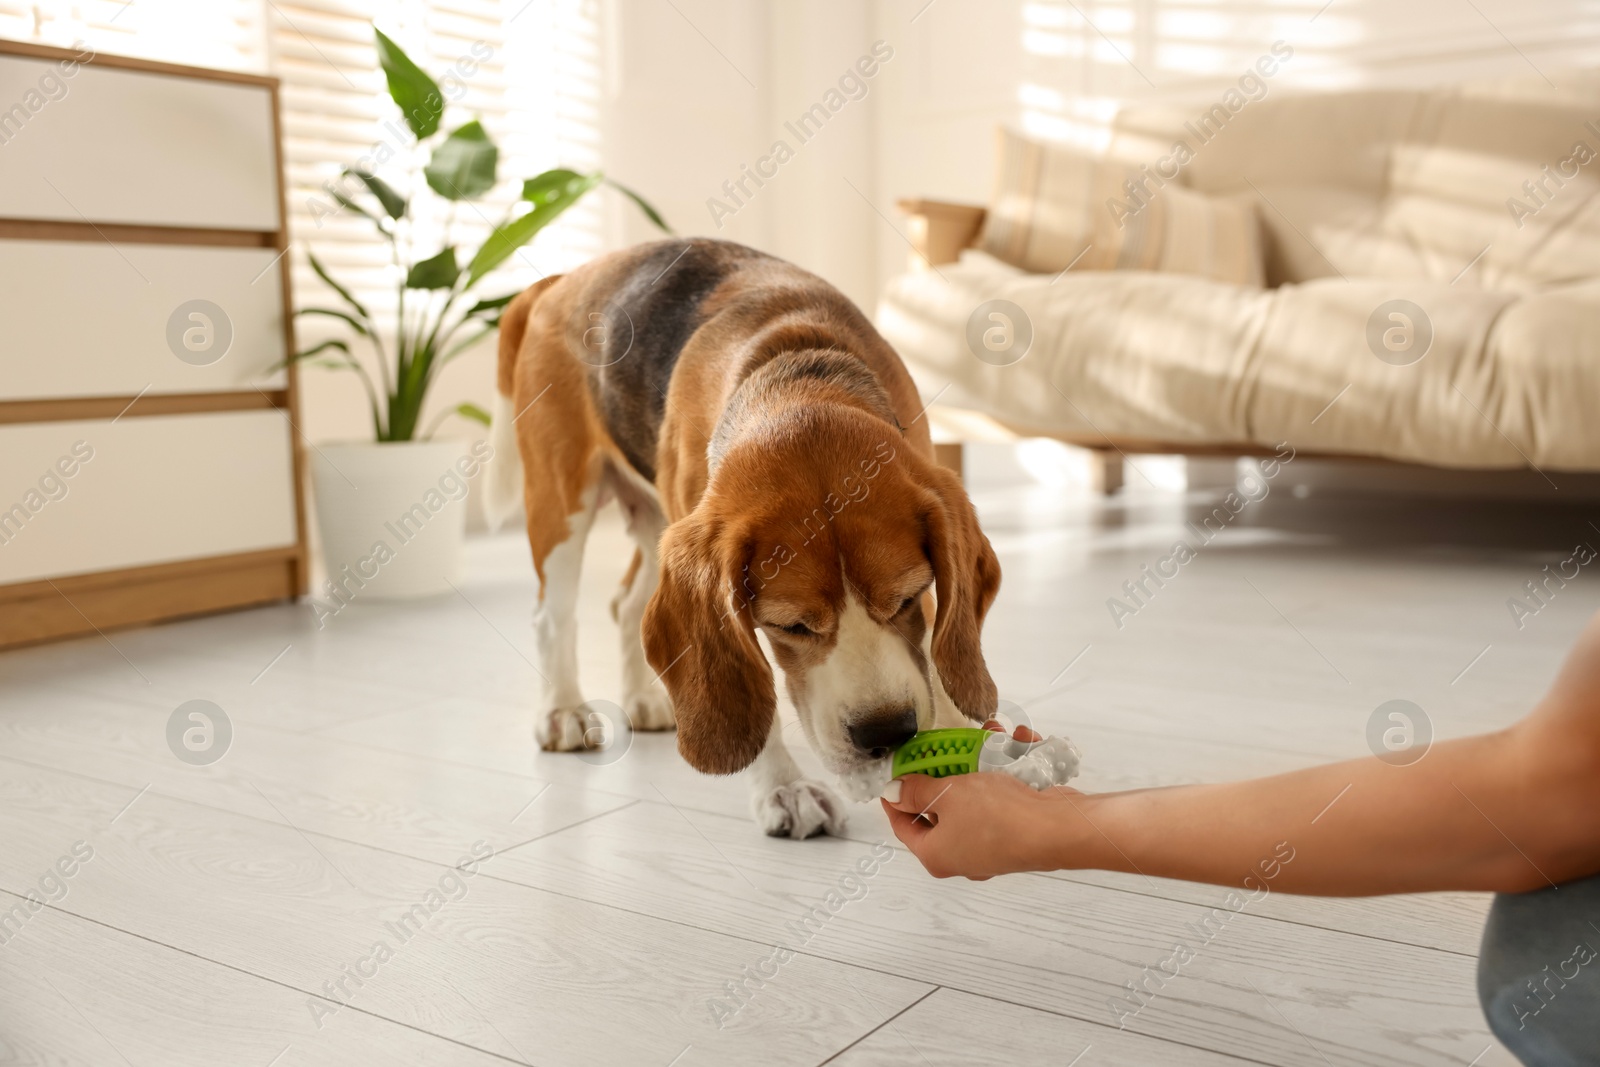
[0,39,308,649]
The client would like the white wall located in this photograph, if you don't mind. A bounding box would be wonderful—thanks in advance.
[600,0,772,250]
[599,0,886,310]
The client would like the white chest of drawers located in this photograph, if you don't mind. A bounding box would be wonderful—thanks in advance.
[0,39,307,649]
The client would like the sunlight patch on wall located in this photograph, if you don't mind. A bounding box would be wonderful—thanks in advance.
[1018,82,1117,150]
[1153,42,1231,75]
[1010,0,1600,127]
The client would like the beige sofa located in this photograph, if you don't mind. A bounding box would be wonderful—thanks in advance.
[878,77,1600,491]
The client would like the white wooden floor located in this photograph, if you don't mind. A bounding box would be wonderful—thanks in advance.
[3,473,1596,1066]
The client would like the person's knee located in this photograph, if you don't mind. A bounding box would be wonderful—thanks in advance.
[1477,880,1600,1066]
[1478,950,1552,1049]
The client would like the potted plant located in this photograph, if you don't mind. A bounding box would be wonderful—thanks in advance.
[296,27,668,602]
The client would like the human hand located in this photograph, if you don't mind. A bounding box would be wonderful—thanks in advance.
[881,770,1084,880]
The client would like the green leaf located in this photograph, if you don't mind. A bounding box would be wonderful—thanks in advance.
[276,337,349,371]
[406,247,460,290]
[295,307,369,335]
[453,401,491,426]
[468,172,600,286]
[288,338,385,439]
[420,400,493,440]
[295,339,350,357]
[424,121,498,200]
[328,186,384,229]
[457,291,520,332]
[465,292,519,315]
[345,168,406,220]
[605,176,672,233]
[437,325,496,366]
[307,252,369,319]
[521,168,589,205]
[374,27,444,140]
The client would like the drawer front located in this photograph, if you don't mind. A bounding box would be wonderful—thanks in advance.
[0,240,288,400]
[0,411,298,584]
[0,55,280,230]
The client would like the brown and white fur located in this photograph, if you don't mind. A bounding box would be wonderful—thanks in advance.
[486,238,1000,838]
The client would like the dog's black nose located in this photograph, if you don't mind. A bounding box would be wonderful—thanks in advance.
[848,707,919,760]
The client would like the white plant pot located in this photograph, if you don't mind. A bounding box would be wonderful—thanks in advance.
[311,440,469,601]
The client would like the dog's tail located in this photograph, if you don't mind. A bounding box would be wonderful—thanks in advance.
[485,275,562,533]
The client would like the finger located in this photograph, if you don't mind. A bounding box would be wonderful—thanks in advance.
[981,719,1005,733]
[1013,724,1043,743]
[884,773,956,816]
[882,799,934,848]
[883,802,956,877]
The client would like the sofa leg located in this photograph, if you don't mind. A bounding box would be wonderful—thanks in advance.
[1090,450,1124,496]
[933,442,964,483]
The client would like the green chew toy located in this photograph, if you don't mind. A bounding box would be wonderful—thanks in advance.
[891,728,991,780]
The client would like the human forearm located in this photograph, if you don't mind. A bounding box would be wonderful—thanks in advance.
[887,614,1600,887]
[1053,721,1600,895]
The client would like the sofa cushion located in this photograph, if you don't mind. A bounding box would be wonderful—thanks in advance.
[1242,279,1525,465]
[1114,91,1422,201]
[1247,183,1425,285]
[876,248,1276,444]
[976,128,1102,273]
[1379,86,1600,291]
[1090,184,1265,287]
[876,250,1592,470]
[1115,81,1600,292]
[1482,279,1600,469]
[978,127,1265,285]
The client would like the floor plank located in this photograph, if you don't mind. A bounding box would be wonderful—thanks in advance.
[0,690,635,866]
[0,759,930,1067]
[826,987,1263,1067]
[0,898,519,1066]
[487,797,1502,1066]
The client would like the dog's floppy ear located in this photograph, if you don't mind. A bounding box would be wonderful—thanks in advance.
[922,462,1001,721]
[642,514,775,774]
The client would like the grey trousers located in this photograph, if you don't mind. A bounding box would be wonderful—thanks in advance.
[1477,875,1600,1066]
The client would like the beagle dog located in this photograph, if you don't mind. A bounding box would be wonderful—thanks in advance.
[486,238,1001,837]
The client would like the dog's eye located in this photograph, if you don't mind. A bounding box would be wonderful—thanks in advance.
[779,622,812,637]
[899,597,915,612]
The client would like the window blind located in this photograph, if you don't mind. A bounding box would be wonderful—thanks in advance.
[5,0,605,347]
[0,1,268,72]
[268,0,605,333]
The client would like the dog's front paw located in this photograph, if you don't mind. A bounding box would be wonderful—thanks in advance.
[536,707,597,752]
[624,687,676,732]
[751,780,848,839]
